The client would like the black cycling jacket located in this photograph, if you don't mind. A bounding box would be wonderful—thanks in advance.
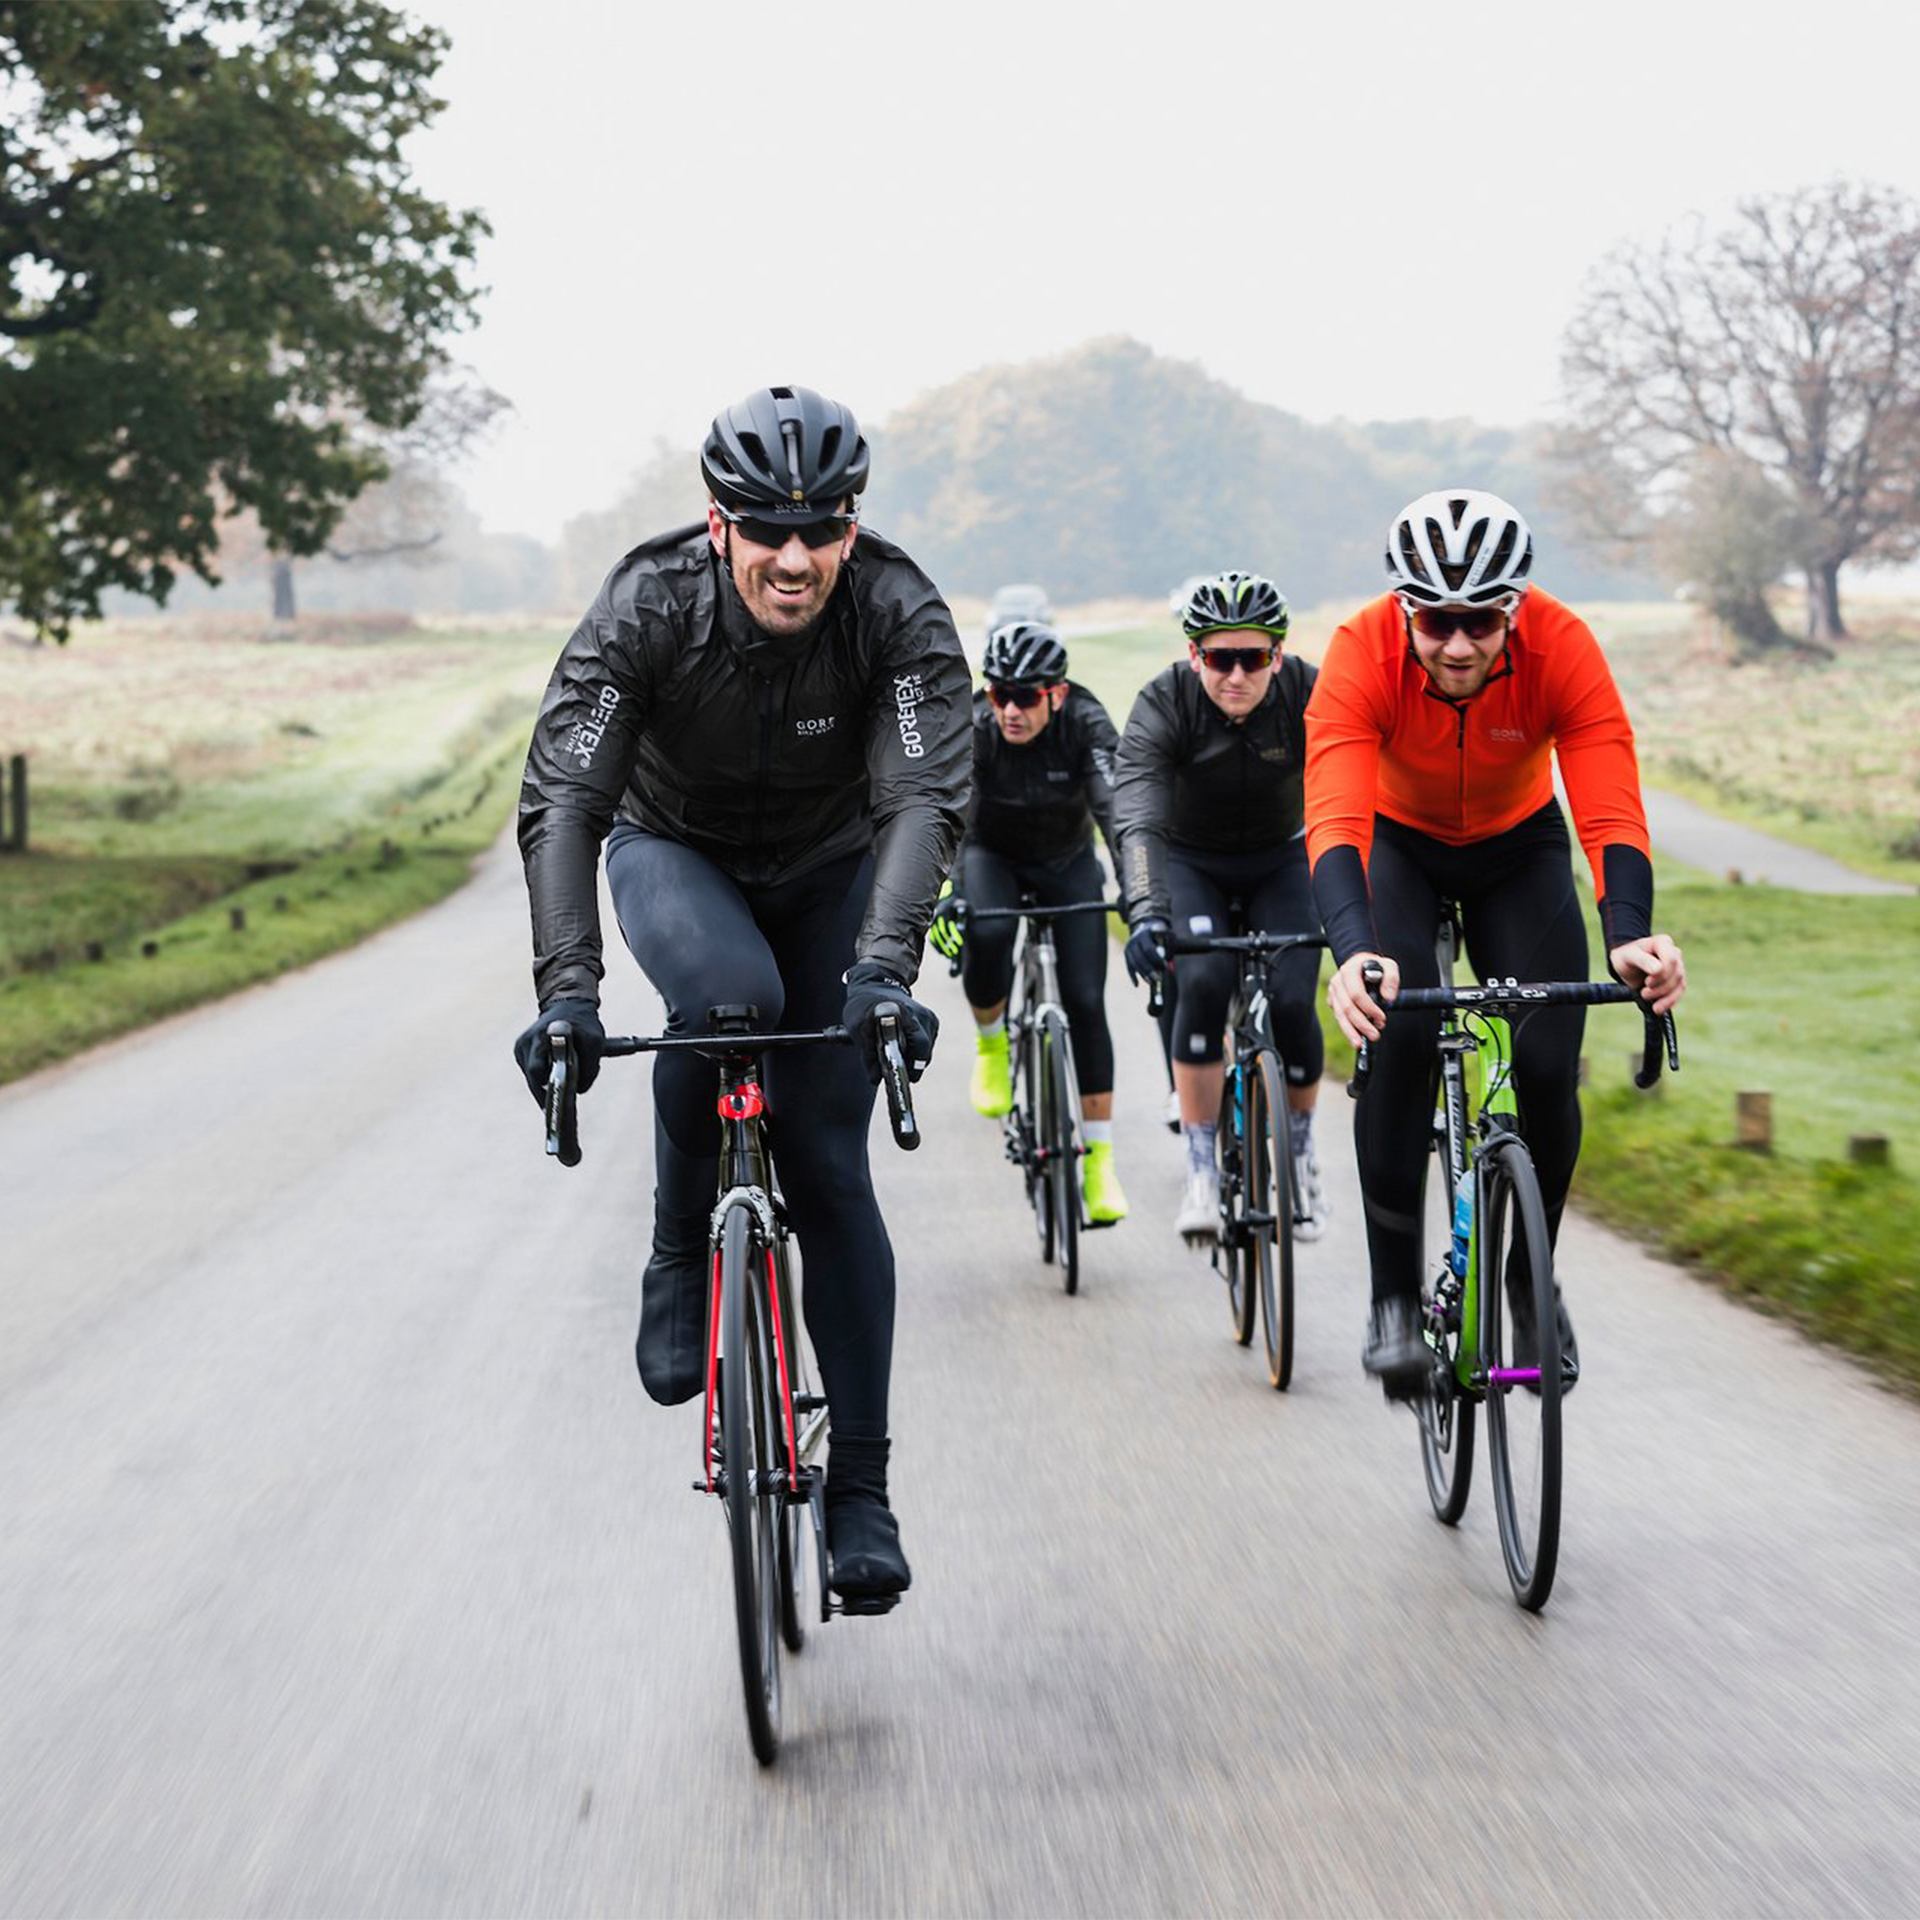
[1112,654,1317,926]
[963,681,1121,875]
[518,523,971,1005]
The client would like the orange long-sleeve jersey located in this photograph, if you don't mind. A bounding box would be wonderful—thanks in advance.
[1305,590,1652,953]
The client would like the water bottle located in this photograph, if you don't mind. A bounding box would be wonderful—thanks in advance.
[1448,1168,1473,1279]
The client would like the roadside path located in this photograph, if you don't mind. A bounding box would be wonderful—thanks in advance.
[1639,787,1912,893]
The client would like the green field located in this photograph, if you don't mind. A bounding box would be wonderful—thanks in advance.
[0,616,561,1082]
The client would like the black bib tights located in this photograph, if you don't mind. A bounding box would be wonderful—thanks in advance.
[1355,803,1589,1304]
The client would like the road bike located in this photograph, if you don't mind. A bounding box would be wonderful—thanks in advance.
[542,1004,918,1763]
[1154,921,1326,1389]
[957,897,1116,1295]
[1352,913,1677,1608]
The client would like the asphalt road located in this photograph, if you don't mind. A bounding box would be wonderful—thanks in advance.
[4,835,1918,1918]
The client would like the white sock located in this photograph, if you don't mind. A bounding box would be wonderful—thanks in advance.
[1183,1121,1217,1177]
[1083,1119,1113,1146]
[975,1015,1006,1041]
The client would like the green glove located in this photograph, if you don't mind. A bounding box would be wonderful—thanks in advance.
[928,879,966,961]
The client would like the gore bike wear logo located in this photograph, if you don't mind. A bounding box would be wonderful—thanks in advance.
[795,715,837,737]
[566,684,622,770]
[1489,726,1527,742]
[893,671,927,758]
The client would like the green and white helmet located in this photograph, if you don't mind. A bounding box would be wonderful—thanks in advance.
[1180,570,1290,642]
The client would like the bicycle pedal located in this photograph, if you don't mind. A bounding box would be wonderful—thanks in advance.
[792,1392,827,1416]
[834,1593,901,1617]
[1084,1216,1119,1233]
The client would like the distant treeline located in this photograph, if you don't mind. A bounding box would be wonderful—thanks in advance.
[569,337,1654,611]
[116,337,1655,621]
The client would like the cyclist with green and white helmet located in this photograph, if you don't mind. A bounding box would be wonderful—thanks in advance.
[929,619,1130,1223]
[1114,571,1328,1243]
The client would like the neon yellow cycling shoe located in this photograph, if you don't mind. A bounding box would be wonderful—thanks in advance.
[971,1027,1012,1117]
[1082,1139,1129,1224]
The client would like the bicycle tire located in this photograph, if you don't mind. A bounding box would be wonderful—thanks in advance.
[719,1203,782,1762]
[1250,1050,1294,1390]
[1417,1262,1476,1523]
[1021,1017,1055,1264]
[1219,1067,1255,1346]
[1042,1012,1080,1296]
[772,1229,808,1655]
[1481,1137,1561,1610]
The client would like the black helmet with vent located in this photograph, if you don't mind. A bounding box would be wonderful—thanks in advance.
[983,620,1068,685]
[700,385,871,524]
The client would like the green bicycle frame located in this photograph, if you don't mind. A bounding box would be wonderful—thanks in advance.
[1451,1009,1517,1390]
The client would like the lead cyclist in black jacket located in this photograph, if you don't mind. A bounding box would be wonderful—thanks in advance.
[513,387,970,1604]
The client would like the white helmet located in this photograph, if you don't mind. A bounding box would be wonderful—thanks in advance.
[1386,490,1534,608]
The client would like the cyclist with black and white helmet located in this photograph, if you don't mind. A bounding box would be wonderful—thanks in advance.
[1307,489,1686,1394]
[928,618,1129,1223]
[1114,570,1329,1244]
[512,385,970,1607]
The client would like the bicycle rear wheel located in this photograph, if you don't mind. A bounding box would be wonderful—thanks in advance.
[1041,1012,1080,1296]
[1481,1138,1561,1610]
[1417,1260,1475,1525]
[1218,1068,1255,1346]
[1250,1050,1295,1390]
[719,1203,783,1761]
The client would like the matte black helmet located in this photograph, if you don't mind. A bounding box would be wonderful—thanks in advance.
[1180,570,1290,642]
[1385,490,1534,608]
[700,385,871,524]
[983,619,1068,685]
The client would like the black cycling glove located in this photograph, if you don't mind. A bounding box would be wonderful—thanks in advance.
[841,962,939,1085]
[513,998,605,1105]
[1124,918,1170,986]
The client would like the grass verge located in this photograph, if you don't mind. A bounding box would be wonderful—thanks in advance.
[0,620,555,1085]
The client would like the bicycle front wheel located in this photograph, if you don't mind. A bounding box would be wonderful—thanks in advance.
[771,1228,808,1655]
[1481,1138,1561,1610]
[719,1203,783,1762]
[1019,1018,1055,1264]
[1249,1051,1294,1390]
[1041,1012,1080,1296]
[1218,1067,1255,1346]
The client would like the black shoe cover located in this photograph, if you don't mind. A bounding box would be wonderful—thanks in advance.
[634,1215,708,1406]
[825,1436,911,1601]
[1362,1293,1427,1396]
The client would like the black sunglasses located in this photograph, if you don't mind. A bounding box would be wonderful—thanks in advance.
[1409,606,1509,640]
[720,507,854,551]
[986,681,1048,709]
[1196,644,1276,674]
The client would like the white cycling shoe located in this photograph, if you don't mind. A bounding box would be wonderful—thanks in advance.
[1291,1143,1330,1243]
[1176,1168,1219,1242]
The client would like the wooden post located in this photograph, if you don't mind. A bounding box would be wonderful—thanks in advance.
[6,753,24,851]
[1849,1134,1891,1169]
[1735,1091,1772,1152]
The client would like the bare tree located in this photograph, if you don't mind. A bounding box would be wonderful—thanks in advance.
[261,368,509,619]
[1562,180,1920,647]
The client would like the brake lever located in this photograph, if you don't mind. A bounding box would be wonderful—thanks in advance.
[544,1021,581,1167]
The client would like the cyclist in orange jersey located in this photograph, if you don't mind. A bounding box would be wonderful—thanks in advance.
[1305,490,1686,1394]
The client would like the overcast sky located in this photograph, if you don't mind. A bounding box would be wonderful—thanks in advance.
[406,0,1920,544]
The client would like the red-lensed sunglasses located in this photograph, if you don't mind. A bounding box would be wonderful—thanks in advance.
[1408,606,1510,640]
[986,681,1054,709]
[1196,644,1277,674]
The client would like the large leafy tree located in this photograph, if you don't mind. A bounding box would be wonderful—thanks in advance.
[1562,180,1920,648]
[0,0,484,637]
